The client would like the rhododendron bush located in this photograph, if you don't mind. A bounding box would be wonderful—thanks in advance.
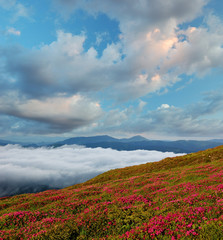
[1,146,223,239]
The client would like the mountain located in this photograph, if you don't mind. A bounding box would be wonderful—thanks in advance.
[1,135,222,154]
[119,135,148,142]
[210,139,223,143]
[1,145,223,239]
[54,135,117,146]
[52,135,223,153]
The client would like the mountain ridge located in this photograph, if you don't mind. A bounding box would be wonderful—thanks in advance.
[1,135,223,153]
[52,135,223,153]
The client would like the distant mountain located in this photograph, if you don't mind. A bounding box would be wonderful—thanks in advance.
[52,135,223,153]
[119,135,148,142]
[1,135,223,154]
[210,139,223,143]
[54,135,117,146]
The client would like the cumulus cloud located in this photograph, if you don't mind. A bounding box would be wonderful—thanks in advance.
[1,31,122,98]
[161,14,223,77]
[0,145,184,197]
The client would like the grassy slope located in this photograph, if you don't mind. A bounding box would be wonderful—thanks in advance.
[0,146,223,239]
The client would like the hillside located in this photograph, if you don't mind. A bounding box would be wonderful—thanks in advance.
[1,146,223,239]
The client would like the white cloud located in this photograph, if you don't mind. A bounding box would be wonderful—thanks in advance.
[6,27,21,36]
[0,144,184,197]
[158,104,170,110]
[161,14,223,77]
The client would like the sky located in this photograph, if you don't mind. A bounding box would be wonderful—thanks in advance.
[0,0,223,142]
[0,144,184,197]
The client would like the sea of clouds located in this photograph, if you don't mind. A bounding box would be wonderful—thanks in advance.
[0,145,185,197]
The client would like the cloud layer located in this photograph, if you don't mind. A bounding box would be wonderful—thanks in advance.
[0,145,184,197]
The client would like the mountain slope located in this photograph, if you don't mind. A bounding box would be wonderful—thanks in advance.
[1,146,223,239]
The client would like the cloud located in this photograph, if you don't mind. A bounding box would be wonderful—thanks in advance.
[1,1,211,100]
[188,91,223,118]
[161,14,223,77]
[1,0,223,137]
[86,91,223,139]
[12,3,31,21]
[0,0,16,9]
[54,0,207,31]
[1,31,122,99]
[0,145,184,197]
[50,1,223,102]
[1,4,222,102]
[95,32,109,46]
[134,92,223,138]
[0,94,102,133]
[6,27,21,36]
[158,104,170,110]
[0,0,31,21]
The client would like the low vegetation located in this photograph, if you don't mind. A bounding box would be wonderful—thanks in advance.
[1,146,223,239]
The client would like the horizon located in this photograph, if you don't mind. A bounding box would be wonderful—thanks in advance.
[1,134,223,145]
[0,0,223,141]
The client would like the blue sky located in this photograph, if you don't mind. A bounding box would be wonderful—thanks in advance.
[0,0,223,142]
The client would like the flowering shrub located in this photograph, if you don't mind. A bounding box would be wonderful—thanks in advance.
[0,146,223,239]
